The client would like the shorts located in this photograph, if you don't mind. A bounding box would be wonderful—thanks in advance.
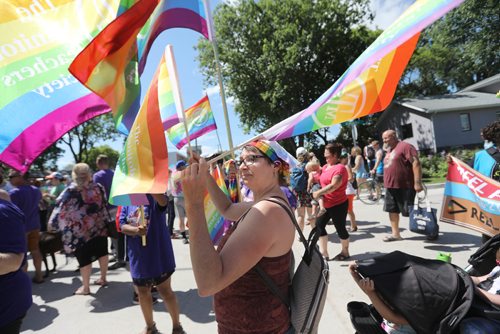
[310,184,321,206]
[74,236,108,267]
[295,191,312,208]
[174,197,186,219]
[26,229,40,252]
[347,195,354,212]
[384,188,416,217]
[133,270,174,287]
[356,171,369,179]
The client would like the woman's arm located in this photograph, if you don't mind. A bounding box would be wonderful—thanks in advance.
[307,172,314,192]
[183,160,293,296]
[313,174,342,199]
[0,252,24,275]
[475,286,500,306]
[346,165,354,182]
[352,155,361,172]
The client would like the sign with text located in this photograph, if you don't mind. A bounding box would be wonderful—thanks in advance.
[440,156,500,236]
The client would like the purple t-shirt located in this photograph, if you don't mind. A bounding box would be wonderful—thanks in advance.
[9,185,42,232]
[93,169,115,207]
[0,199,32,327]
[119,196,176,279]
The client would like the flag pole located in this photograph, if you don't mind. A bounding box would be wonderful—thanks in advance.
[203,0,235,158]
[165,45,193,156]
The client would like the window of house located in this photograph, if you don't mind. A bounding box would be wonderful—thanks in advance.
[401,124,413,139]
[460,113,471,131]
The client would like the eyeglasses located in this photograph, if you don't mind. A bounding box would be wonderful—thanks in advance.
[235,155,267,167]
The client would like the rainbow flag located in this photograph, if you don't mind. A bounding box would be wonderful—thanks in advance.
[69,0,211,134]
[158,46,182,130]
[167,95,217,149]
[261,0,465,141]
[69,0,160,134]
[205,165,229,244]
[109,61,169,206]
[0,0,121,173]
[440,157,500,237]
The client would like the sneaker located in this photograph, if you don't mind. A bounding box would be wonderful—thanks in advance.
[133,293,158,305]
[108,261,126,270]
[172,325,186,334]
[182,238,189,244]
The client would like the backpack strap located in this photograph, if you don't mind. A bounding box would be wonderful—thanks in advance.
[254,265,290,308]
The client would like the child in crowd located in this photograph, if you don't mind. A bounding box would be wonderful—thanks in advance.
[340,153,358,231]
[306,160,326,220]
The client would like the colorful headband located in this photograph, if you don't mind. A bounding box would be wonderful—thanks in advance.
[248,140,280,162]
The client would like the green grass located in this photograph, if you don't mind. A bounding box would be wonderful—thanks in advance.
[423,176,446,184]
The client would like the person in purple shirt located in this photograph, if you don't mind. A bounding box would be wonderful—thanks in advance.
[119,194,185,334]
[8,170,44,283]
[0,190,33,334]
[93,155,125,270]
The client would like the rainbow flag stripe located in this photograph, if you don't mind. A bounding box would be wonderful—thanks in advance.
[167,95,217,149]
[0,0,120,172]
[109,61,169,206]
[158,51,181,130]
[205,165,229,244]
[261,0,464,140]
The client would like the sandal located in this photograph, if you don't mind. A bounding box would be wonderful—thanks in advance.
[32,277,45,284]
[332,253,350,261]
[350,226,358,232]
[141,322,159,334]
[172,325,186,334]
[93,279,108,287]
[383,235,403,242]
[73,287,90,296]
[317,208,326,217]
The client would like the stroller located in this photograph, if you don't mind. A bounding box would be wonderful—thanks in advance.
[348,235,500,334]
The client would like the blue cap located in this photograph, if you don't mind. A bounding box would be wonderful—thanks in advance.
[176,160,187,169]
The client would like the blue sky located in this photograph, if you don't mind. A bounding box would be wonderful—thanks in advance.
[57,0,415,169]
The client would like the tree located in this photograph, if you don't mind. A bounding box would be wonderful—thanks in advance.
[398,0,500,97]
[196,0,379,150]
[84,145,120,171]
[31,145,64,172]
[59,113,121,163]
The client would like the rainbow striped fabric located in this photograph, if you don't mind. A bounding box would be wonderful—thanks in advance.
[0,0,121,172]
[70,0,210,134]
[167,95,217,149]
[157,50,181,130]
[205,165,229,244]
[109,60,169,206]
[261,0,465,141]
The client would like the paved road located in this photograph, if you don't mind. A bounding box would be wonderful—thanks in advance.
[21,185,483,333]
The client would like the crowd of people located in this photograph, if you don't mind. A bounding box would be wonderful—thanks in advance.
[0,120,499,334]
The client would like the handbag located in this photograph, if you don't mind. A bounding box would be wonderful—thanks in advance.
[409,194,439,239]
[106,206,120,239]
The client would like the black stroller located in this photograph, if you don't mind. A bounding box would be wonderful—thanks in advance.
[348,235,500,334]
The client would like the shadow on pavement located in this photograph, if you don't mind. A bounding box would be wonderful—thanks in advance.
[21,303,59,332]
[174,289,215,324]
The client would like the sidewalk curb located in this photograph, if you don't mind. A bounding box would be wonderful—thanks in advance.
[426,183,445,189]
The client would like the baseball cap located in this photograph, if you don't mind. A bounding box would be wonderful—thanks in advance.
[46,172,64,180]
[175,160,187,169]
[296,147,307,157]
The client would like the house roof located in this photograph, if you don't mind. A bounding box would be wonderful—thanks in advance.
[399,91,500,113]
[460,74,500,94]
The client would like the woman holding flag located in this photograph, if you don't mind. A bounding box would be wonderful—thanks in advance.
[182,140,295,334]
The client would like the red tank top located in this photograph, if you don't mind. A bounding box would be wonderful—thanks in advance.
[214,214,291,334]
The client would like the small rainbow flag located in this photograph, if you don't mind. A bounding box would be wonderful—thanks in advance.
[205,165,229,244]
[109,60,169,206]
[167,95,217,149]
[158,49,181,130]
[261,0,465,140]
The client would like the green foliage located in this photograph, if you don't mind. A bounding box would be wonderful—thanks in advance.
[31,145,64,172]
[83,145,120,171]
[196,0,379,149]
[59,113,121,163]
[420,154,448,179]
[398,0,500,97]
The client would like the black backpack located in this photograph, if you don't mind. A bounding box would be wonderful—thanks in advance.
[290,164,308,192]
[366,146,375,160]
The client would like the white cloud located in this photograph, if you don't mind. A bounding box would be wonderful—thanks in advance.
[369,0,414,30]
[205,85,219,96]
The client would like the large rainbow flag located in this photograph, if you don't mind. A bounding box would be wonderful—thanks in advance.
[0,0,122,173]
[440,157,500,237]
[109,60,169,206]
[69,0,210,134]
[205,164,229,244]
[260,0,465,141]
[167,95,217,149]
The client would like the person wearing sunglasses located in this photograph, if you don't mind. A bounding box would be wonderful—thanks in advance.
[182,140,295,334]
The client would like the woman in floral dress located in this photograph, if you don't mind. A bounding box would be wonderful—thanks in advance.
[49,163,109,295]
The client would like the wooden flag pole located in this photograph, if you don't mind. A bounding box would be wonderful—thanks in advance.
[139,205,146,246]
[165,45,193,157]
